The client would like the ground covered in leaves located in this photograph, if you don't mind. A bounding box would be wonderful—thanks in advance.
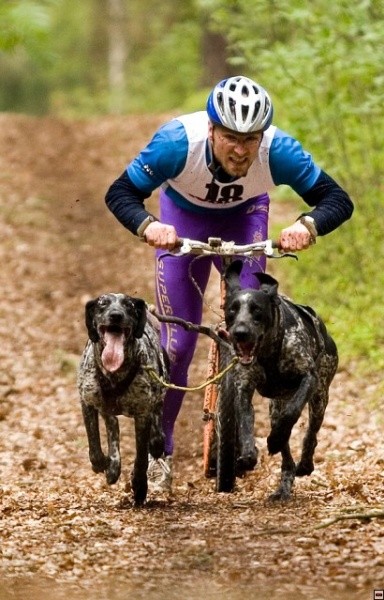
[0,113,383,600]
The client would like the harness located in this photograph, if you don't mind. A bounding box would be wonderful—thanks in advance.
[97,358,141,415]
[283,298,326,361]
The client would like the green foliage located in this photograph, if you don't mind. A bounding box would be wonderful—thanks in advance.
[43,0,109,116]
[208,0,384,374]
[271,213,384,374]
[0,0,202,116]
[210,0,383,172]
[124,20,201,114]
[0,0,54,52]
[0,0,383,372]
[0,1,58,113]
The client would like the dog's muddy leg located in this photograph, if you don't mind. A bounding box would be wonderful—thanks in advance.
[235,384,258,474]
[296,392,328,476]
[268,442,296,502]
[149,401,165,459]
[267,375,316,455]
[81,402,109,474]
[131,416,151,506]
[104,415,121,484]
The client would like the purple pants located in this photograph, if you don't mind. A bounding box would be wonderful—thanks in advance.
[155,191,270,455]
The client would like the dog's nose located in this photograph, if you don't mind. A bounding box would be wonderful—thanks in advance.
[233,326,251,342]
[109,310,124,322]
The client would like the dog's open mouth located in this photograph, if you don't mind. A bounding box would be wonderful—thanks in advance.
[234,341,256,366]
[100,325,129,372]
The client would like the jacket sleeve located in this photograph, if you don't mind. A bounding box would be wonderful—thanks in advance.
[300,170,354,236]
[105,171,156,235]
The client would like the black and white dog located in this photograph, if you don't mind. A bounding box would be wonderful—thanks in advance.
[223,261,338,501]
[78,293,168,506]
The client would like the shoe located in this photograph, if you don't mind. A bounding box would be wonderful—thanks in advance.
[147,454,173,493]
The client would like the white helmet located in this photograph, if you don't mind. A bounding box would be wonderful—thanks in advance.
[206,76,273,133]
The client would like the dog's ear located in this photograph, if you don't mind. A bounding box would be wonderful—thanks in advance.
[133,298,147,338]
[225,260,243,293]
[254,272,280,303]
[85,299,99,342]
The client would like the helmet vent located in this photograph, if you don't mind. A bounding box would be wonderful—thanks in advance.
[229,98,236,118]
[207,76,274,133]
[242,105,249,121]
[252,101,261,123]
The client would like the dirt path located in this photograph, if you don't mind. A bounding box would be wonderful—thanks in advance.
[0,114,383,600]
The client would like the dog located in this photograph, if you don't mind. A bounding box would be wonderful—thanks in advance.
[78,293,168,506]
[223,261,338,501]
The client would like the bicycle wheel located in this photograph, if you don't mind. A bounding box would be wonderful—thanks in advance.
[202,340,219,479]
[216,344,237,493]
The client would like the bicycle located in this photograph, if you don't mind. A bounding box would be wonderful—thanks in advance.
[167,237,292,493]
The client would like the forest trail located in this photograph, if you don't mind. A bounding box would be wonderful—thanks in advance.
[0,113,383,600]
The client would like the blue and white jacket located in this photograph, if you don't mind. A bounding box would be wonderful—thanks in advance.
[105,111,353,236]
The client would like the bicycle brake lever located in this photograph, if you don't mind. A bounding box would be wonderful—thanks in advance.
[160,238,192,256]
[270,251,298,260]
[173,239,195,255]
[265,240,298,260]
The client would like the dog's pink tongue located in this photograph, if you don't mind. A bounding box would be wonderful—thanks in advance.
[101,332,125,372]
[237,342,254,365]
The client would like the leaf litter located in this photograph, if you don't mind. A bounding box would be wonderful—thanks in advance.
[0,113,383,600]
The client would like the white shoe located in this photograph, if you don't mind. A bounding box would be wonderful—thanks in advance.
[147,455,173,493]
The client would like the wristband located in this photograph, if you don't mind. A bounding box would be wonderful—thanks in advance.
[299,216,317,244]
[136,215,158,239]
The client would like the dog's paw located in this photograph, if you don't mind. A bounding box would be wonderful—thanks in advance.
[91,455,109,474]
[92,463,106,475]
[133,485,148,507]
[105,459,121,485]
[149,434,165,460]
[236,449,258,475]
[267,487,292,503]
[295,460,314,477]
[131,472,148,506]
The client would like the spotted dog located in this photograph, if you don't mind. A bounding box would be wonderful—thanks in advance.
[224,261,338,501]
[78,293,168,506]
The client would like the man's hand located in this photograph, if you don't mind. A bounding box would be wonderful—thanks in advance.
[278,221,314,252]
[143,222,179,250]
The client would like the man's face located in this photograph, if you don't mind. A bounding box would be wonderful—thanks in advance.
[208,122,262,178]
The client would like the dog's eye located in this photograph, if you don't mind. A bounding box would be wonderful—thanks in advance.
[123,299,134,310]
[98,296,109,307]
[252,308,263,321]
[226,308,237,320]
[227,299,240,312]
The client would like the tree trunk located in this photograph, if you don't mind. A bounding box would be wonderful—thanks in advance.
[200,25,237,87]
[107,0,127,114]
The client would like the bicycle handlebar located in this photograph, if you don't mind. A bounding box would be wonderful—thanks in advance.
[170,237,296,259]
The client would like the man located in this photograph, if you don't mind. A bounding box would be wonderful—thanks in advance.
[105,75,353,493]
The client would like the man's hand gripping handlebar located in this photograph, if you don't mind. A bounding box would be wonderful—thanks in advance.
[170,237,297,260]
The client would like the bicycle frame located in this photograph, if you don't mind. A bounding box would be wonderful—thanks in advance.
[164,237,295,492]
[202,253,232,482]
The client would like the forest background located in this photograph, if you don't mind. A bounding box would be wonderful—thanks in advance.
[0,0,383,388]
